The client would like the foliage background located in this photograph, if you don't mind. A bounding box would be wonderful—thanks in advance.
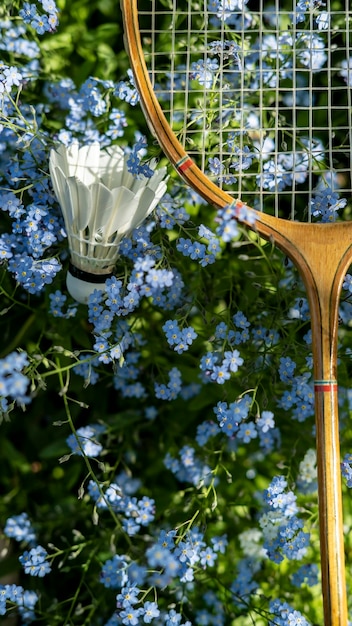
[1,1,352,625]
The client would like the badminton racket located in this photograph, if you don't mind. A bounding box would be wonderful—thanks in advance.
[121,1,352,623]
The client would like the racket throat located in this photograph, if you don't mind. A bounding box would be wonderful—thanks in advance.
[265,217,352,626]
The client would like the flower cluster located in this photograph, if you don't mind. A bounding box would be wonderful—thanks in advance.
[297,449,317,493]
[19,1,59,35]
[164,445,212,486]
[4,512,36,545]
[277,350,315,422]
[88,471,156,537]
[155,194,190,230]
[341,453,352,487]
[0,584,38,622]
[0,167,63,293]
[3,513,51,579]
[163,320,198,354]
[215,202,257,243]
[100,526,227,625]
[200,348,244,384]
[291,563,319,588]
[260,476,310,564]
[1,514,50,620]
[154,367,183,401]
[269,599,311,626]
[0,351,31,416]
[19,546,52,577]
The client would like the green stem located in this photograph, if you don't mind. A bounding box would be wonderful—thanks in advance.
[62,544,99,626]
[0,312,37,358]
[55,358,132,545]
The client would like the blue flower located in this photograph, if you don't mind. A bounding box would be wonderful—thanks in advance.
[66,424,106,458]
[343,273,352,294]
[265,475,287,498]
[4,513,36,545]
[237,421,257,443]
[196,420,221,444]
[215,0,249,21]
[146,268,174,289]
[31,13,50,34]
[100,555,128,589]
[215,217,240,243]
[339,56,352,87]
[143,601,160,623]
[341,453,352,487]
[163,320,197,353]
[115,70,139,106]
[257,411,275,433]
[176,237,193,257]
[116,585,140,608]
[120,607,143,625]
[210,365,231,384]
[213,396,250,436]
[200,352,218,373]
[222,349,244,373]
[287,610,311,626]
[189,241,207,260]
[211,534,228,554]
[42,0,59,13]
[208,157,224,177]
[291,563,319,588]
[232,310,250,329]
[230,557,259,606]
[146,543,180,582]
[165,446,212,486]
[231,145,254,171]
[0,350,30,408]
[190,58,219,88]
[278,356,296,382]
[19,3,38,22]
[296,32,327,70]
[175,541,198,565]
[2,66,23,91]
[316,10,330,30]
[200,546,217,567]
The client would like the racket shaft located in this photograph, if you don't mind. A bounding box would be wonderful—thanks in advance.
[314,386,346,624]
[273,219,351,625]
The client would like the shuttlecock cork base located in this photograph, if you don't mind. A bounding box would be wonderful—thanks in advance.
[49,141,168,305]
[66,262,113,305]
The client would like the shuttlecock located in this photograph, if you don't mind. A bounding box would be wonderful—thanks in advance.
[49,142,168,304]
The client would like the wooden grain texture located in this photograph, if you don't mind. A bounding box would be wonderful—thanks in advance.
[259,217,351,626]
[121,1,351,622]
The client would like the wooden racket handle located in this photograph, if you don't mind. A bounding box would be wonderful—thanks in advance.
[259,216,351,626]
[314,381,346,625]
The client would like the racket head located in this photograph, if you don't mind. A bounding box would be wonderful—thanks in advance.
[121,0,241,212]
[121,0,352,229]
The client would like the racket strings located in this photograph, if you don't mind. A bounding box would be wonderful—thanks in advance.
[139,0,352,220]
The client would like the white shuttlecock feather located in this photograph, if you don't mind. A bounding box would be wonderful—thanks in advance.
[49,142,168,304]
